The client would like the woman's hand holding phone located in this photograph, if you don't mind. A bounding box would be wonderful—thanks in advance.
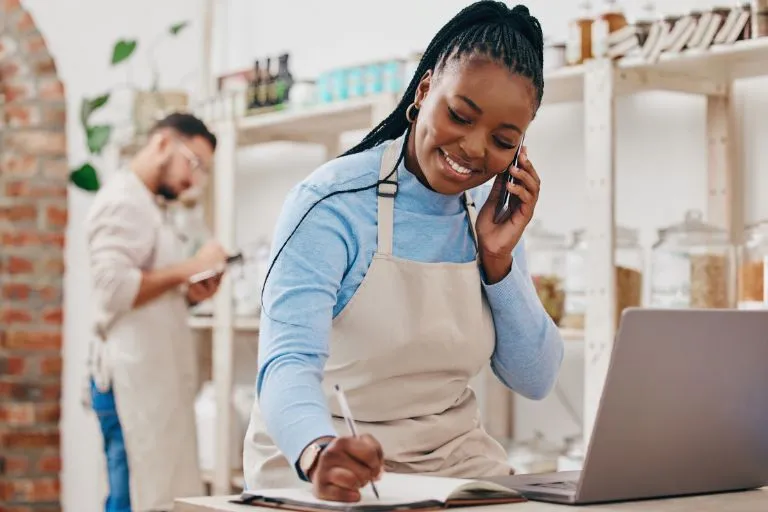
[476,145,541,283]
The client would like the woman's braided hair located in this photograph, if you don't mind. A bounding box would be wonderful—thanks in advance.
[342,1,545,158]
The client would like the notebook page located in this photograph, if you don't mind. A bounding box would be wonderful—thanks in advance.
[243,472,485,508]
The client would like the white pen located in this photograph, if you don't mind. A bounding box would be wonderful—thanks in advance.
[333,384,380,500]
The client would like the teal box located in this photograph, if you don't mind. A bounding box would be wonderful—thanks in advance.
[330,69,348,101]
[382,60,404,93]
[347,66,365,98]
[364,63,383,95]
[317,72,333,104]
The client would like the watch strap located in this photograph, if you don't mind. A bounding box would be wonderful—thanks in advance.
[296,440,330,482]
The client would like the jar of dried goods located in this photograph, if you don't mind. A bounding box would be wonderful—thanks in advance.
[650,210,734,310]
[737,220,768,309]
[562,225,644,330]
[525,220,567,325]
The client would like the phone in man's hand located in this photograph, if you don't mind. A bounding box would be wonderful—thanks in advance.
[188,253,244,284]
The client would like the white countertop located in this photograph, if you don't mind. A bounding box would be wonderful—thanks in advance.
[175,487,768,512]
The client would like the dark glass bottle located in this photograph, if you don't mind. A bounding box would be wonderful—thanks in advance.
[249,60,262,109]
[260,57,273,106]
[274,53,295,105]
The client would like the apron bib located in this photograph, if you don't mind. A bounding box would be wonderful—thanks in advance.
[244,136,511,489]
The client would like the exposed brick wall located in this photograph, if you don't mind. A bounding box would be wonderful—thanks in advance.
[1,0,67,510]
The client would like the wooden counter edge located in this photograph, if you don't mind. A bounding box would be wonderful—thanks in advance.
[175,488,768,512]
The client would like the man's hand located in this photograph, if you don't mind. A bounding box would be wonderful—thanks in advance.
[186,273,222,305]
[186,240,228,278]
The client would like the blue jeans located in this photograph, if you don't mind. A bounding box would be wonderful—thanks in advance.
[91,380,132,512]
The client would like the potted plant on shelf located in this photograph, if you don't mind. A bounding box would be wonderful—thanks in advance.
[70,21,190,192]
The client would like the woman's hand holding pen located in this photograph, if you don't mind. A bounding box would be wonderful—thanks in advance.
[310,434,384,503]
[475,146,541,284]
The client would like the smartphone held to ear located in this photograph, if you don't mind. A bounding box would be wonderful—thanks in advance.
[493,135,525,225]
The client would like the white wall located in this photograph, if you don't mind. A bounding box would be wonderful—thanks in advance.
[25,0,768,510]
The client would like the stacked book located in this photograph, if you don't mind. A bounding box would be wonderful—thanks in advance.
[603,5,753,63]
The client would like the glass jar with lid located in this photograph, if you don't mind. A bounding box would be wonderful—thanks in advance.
[737,220,768,309]
[650,210,734,310]
[561,225,644,330]
[524,220,567,326]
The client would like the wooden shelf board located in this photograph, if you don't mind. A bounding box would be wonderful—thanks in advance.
[235,94,396,146]
[619,38,768,82]
[543,65,586,105]
[559,328,585,342]
[542,39,768,104]
[201,468,244,490]
[188,315,260,331]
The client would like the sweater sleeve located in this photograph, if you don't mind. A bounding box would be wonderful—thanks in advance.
[256,183,352,468]
[470,184,565,400]
[86,195,156,316]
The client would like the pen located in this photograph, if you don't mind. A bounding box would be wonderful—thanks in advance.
[333,384,380,500]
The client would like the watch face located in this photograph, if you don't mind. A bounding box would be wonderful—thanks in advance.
[301,444,321,473]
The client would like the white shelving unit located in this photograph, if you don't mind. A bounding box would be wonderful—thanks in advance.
[192,37,768,493]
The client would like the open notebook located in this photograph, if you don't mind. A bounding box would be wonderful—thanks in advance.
[234,472,525,511]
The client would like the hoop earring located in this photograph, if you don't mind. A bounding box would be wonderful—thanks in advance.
[406,103,419,123]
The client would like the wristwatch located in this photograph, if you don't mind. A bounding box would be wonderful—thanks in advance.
[298,440,331,481]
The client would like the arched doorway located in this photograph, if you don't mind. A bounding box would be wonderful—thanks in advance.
[0,0,66,508]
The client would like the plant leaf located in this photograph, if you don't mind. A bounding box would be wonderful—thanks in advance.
[69,163,100,192]
[111,39,137,65]
[80,94,110,126]
[169,21,188,35]
[87,125,112,154]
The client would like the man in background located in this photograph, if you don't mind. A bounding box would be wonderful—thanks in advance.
[84,113,228,512]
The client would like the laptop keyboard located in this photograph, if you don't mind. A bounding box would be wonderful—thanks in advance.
[531,480,578,490]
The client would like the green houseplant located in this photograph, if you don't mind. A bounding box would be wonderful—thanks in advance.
[69,21,189,192]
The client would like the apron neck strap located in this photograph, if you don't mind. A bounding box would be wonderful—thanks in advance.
[376,137,402,256]
[375,136,481,256]
[462,192,480,249]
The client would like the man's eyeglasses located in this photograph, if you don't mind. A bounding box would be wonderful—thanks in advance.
[175,139,209,177]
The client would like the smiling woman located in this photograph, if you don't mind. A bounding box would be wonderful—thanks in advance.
[244,0,564,504]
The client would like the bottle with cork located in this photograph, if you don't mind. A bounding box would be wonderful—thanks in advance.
[248,59,262,109]
[592,0,629,58]
[566,1,594,66]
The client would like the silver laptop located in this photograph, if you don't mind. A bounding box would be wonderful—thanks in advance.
[484,308,768,505]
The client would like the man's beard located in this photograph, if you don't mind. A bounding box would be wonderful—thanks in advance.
[157,183,178,201]
[155,160,178,201]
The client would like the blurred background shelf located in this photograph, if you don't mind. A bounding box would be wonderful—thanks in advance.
[188,315,260,331]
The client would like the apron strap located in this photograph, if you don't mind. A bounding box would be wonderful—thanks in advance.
[463,191,480,256]
[376,138,402,256]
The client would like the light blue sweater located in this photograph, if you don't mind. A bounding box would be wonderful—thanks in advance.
[256,140,564,468]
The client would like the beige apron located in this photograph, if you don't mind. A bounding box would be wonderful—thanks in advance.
[90,201,203,511]
[244,136,511,489]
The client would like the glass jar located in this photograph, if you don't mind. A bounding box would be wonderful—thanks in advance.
[566,0,594,66]
[525,220,567,326]
[650,210,734,309]
[737,220,768,309]
[592,0,629,58]
[562,225,644,330]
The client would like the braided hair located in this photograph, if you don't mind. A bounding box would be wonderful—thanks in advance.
[342,1,544,158]
[260,2,544,307]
